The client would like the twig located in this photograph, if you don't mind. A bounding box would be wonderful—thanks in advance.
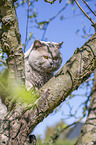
[49,120,82,144]
[41,26,48,40]
[74,0,95,25]
[0,58,6,64]
[24,0,30,53]
[41,3,68,40]
[85,78,93,83]
[44,0,56,4]
[82,0,96,16]
[50,3,68,21]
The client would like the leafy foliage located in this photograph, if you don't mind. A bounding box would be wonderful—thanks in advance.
[36,138,76,145]
[0,69,39,107]
[36,121,77,145]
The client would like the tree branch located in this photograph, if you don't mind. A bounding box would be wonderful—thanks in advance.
[0,58,6,64]
[0,0,25,84]
[44,0,56,4]
[75,0,95,25]
[75,69,96,145]
[82,0,96,16]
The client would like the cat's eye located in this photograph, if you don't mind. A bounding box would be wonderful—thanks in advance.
[53,56,58,60]
[43,56,48,59]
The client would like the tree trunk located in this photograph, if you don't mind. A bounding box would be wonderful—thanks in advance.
[0,0,25,84]
[75,69,96,145]
[0,0,25,144]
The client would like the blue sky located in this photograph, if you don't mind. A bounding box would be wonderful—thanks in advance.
[16,0,96,138]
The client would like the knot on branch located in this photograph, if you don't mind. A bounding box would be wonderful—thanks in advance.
[29,134,36,144]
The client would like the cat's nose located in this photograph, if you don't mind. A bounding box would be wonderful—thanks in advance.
[50,61,53,65]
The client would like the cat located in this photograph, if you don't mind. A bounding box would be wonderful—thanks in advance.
[24,40,63,90]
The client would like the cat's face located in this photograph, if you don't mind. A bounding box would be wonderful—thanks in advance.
[28,40,63,73]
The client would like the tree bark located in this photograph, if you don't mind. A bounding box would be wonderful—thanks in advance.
[0,0,25,144]
[0,0,25,84]
[75,69,96,145]
[0,31,96,144]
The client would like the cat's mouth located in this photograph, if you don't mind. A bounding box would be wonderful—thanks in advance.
[45,65,60,72]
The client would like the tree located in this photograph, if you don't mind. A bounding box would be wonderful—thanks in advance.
[0,0,96,144]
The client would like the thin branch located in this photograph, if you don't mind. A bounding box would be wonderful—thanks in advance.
[41,26,48,40]
[41,3,68,40]
[74,0,95,25]
[82,0,96,16]
[49,3,68,21]
[44,0,56,4]
[24,0,30,53]
[49,120,82,144]
[85,78,93,83]
[0,58,6,64]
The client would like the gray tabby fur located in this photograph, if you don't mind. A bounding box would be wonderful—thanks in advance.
[24,40,63,90]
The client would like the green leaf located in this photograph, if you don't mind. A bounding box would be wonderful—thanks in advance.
[29,32,33,40]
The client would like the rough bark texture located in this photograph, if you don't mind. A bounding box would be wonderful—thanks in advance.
[0,32,96,144]
[0,0,25,84]
[0,0,25,143]
[75,69,96,145]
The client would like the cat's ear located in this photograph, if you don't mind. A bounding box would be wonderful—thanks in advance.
[33,40,42,49]
[56,42,63,49]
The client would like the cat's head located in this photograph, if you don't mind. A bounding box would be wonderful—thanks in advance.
[26,40,63,73]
